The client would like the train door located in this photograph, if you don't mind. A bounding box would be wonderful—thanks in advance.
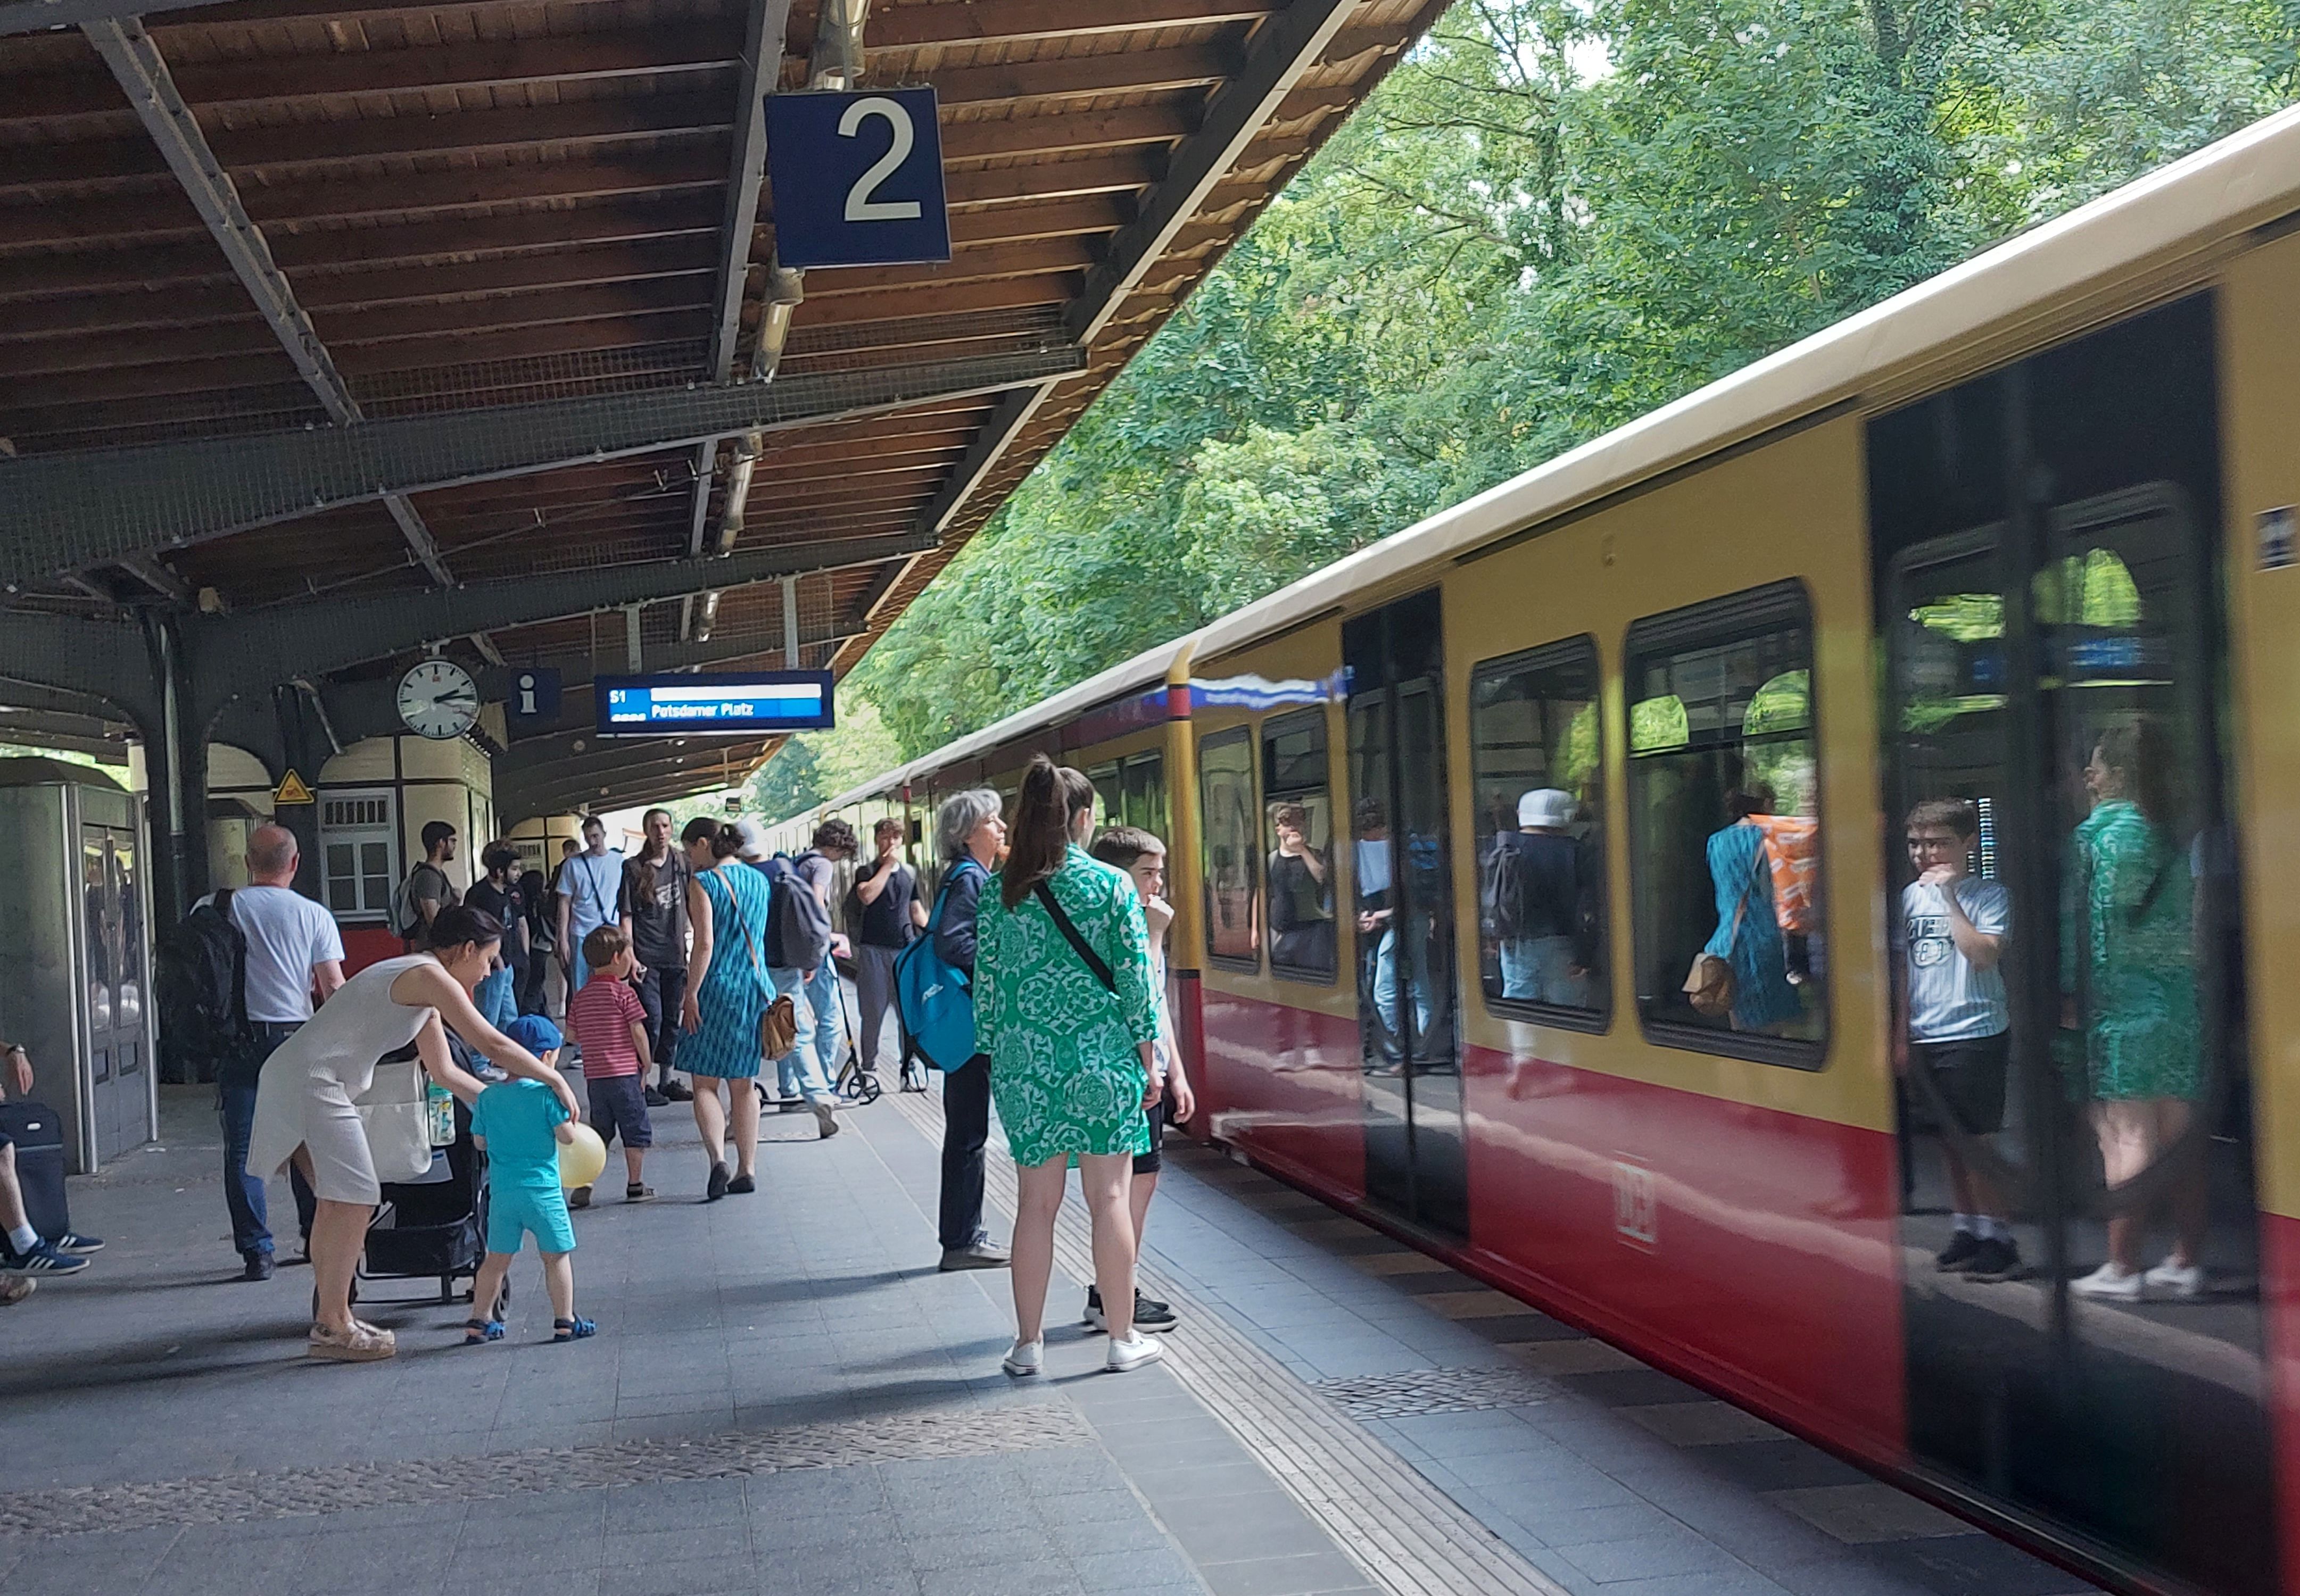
[1344,589,1467,1238]
[1874,295,2274,1596]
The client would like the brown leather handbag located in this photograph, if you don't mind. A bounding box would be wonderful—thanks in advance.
[733,880,800,1060]
[1681,839,1769,1020]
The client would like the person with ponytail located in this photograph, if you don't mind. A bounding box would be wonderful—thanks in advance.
[244,903,578,1360]
[974,755,1165,1375]
[676,817,785,1202]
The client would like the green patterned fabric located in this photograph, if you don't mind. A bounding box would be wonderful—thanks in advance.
[2063,799,2199,1101]
[977,845,1159,1166]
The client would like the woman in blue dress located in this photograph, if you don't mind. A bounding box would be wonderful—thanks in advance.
[677,818,772,1200]
[1702,789,1802,1033]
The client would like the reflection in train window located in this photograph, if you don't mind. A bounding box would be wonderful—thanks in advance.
[1468,638,1607,1022]
[1197,728,1259,967]
[1090,752,1169,841]
[1262,709,1337,982]
[1625,582,1825,1062]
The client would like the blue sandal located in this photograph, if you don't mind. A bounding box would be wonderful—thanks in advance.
[462,1318,504,1345]
[552,1316,596,1343]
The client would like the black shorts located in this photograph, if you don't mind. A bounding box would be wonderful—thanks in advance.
[1135,1099,1166,1177]
[585,1073,654,1150]
[1911,1033,2010,1136]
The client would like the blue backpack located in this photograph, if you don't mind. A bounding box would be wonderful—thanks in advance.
[895,859,984,1071]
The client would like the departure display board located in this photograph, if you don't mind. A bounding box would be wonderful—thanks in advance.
[594,671,835,736]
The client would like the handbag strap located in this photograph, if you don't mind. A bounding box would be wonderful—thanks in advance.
[1033,880,1115,993]
[1723,829,1768,951]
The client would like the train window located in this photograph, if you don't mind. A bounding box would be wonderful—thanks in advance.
[1468,637,1607,1024]
[1124,753,1168,842]
[1198,728,1260,968]
[1088,761,1124,830]
[1262,709,1337,981]
[1625,582,1826,1063]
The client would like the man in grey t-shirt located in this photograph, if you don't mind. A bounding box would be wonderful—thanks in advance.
[1893,799,2015,1282]
[205,824,345,1280]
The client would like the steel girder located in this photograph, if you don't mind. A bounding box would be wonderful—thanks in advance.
[0,343,1083,588]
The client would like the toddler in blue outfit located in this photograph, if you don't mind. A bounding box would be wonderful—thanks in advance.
[464,1015,594,1344]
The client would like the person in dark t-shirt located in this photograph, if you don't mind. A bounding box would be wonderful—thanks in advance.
[1493,788,1598,1007]
[851,818,926,1077]
[618,808,692,1104]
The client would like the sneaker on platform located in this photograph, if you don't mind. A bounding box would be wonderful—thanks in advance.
[1002,1338,1043,1377]
[2070,1261,2143,1302]
[1,1240,87,1276]
[661,1078,694,1102]
[1106,1333,1164,1373]
[811,1099,840,1139]
[56,1232,102,1254]
[1934,1231,1983,1273]
[1960,1237,2021,1282]
[2143,1257,2205,1301]
[241,1253,276,1282]
[643,1087,669,1108]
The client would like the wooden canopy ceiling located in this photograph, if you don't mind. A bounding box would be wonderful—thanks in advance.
[0,0,1443,821]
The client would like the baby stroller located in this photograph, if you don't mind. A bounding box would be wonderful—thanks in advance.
[353,1042,491,1307]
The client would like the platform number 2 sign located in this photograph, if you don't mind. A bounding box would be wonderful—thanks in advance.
[766,87,950,269]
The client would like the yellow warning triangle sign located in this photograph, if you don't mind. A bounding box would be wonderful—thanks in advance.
[274,769,316,805]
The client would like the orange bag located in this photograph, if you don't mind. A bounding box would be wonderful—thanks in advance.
[1750,815,1821,935]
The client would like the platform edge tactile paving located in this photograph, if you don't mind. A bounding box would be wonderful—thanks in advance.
[885,1090,1573,1596]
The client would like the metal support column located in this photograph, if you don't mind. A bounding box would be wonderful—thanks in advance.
[138,611,206,963]
[782,577,801,669]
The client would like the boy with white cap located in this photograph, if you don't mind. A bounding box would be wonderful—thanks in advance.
[1488,787,1599,1007]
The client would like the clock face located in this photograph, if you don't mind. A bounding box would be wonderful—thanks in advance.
[397,659,480,741]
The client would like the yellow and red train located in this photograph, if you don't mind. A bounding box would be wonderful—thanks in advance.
[773,106,2300,1596]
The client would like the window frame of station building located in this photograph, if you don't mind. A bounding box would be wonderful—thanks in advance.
[1466,633,1611,1032]
[1259,707,1339,985]
[319,788,397,920]
[1623,579,1829,1070]
[1196,725,1262,971]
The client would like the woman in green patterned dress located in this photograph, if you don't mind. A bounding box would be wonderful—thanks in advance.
[2064,722,2206,1302]
[976,756,1165,1375]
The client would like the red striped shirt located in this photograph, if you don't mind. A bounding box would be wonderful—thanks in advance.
[566,978,644,1078]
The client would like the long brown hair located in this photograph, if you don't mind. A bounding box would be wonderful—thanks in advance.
[630,808,673,902]
[1001,754,1095,909]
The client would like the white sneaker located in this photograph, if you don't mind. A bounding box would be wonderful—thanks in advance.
[2070,1262,2143,1302]
[1106,1333,1164,1373]
[2143,1258,2204,1300]
[1002,1338,1043,1377]
[811,1099,840,1139]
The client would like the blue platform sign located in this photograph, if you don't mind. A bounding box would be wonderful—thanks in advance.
[595,671,835,737]
[765,87,950,269]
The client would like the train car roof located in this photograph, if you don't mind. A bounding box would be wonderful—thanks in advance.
[813,633,1195,813]
[1189,102,2300,664]
[790,102,2300,816]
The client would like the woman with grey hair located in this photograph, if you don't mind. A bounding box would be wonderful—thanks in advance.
[930,788,1010,1270]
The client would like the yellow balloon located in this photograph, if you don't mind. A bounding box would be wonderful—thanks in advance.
[559,1121,608,1190]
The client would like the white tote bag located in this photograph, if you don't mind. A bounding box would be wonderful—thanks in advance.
[352,1059,434,1184]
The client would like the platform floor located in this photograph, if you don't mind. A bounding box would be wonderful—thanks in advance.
[0,1079,2108,1596]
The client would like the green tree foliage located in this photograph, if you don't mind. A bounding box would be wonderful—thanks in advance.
[747,692,906,819]
[820,0,2298,776]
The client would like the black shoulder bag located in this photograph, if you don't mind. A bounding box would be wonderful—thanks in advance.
[1032,882,1115,993]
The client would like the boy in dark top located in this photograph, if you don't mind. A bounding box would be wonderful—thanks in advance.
[1491,788,1599,1007]
[851,817,926,1079]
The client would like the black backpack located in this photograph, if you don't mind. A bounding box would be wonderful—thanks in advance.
[1480,835,1529,941]
[760,853,834,971]
[157,888,251,1083]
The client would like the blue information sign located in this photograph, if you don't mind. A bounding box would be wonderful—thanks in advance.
[503,666,561,728]
[765,87,950,269]
[595,671,835,736]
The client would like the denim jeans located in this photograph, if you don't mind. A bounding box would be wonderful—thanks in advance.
[1499,935,1586,1007]
[769,967,836,1103]
[1372,921,1435,1058]
[789,955,843,1094]
[220,1024,316,1259]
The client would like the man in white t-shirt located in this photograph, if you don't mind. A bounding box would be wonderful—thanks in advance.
[1892,799,2016,1282]
[205,824,345,1281]
[555,815,624,998]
